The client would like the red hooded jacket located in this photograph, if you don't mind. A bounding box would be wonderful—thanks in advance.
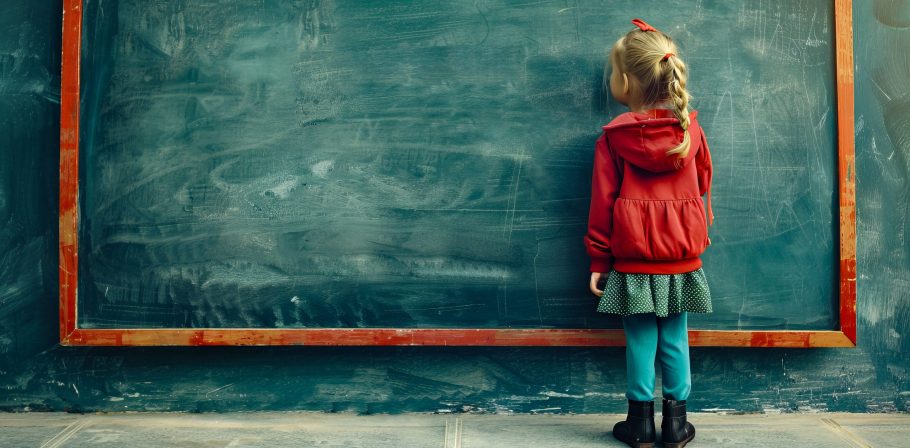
[585,108,714,274]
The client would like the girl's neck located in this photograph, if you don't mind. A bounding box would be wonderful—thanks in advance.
[628,100,673,114]
[625,98,646,113]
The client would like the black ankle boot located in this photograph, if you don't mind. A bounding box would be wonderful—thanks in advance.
[612,399,655,448]
[661,398,696,447]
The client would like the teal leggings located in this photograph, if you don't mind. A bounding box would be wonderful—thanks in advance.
[622,312,691,401]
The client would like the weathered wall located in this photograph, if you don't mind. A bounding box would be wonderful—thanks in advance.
[0,1,907,413]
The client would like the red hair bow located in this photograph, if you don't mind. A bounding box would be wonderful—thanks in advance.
[632,18,658,32]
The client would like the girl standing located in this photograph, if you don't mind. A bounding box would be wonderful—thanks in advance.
[584,18,714,448]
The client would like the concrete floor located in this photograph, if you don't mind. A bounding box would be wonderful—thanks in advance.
[1,412,907,447]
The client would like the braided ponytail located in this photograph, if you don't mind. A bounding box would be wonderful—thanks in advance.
[664,56,692,163]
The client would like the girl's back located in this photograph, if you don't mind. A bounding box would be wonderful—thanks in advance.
[593,108,712,273]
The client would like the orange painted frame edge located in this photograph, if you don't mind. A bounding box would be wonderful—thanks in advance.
[59,0,857,347]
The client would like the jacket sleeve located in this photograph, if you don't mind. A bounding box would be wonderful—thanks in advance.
[696,129,714,226]
[584,133,623,273]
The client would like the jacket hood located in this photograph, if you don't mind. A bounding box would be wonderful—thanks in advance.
[602,109,701,173]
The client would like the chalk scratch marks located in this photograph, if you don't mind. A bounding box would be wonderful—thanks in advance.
[206,383,235,396]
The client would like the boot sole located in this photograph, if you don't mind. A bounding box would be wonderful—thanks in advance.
[618,442,653,448]
[663,432,695,448]
[613,433,654,448]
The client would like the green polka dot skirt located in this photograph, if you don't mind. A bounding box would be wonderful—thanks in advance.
[596,268,713,317]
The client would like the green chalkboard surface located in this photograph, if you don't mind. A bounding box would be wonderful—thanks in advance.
[77,0,838,330]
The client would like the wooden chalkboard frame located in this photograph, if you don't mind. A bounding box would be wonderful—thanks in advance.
[58,0,856,347]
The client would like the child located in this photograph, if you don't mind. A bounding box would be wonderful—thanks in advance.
[584,18,714,448]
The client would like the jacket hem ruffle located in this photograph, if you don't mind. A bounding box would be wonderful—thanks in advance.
[612,257,702,274]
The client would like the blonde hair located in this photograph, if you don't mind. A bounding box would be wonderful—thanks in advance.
[607,23,693,162]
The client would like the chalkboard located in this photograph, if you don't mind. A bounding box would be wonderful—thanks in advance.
[76,0,840,332]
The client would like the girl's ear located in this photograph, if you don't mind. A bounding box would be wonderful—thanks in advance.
[622,73,631,95]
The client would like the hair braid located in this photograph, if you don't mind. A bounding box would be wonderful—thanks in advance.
[664,56,691,161]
